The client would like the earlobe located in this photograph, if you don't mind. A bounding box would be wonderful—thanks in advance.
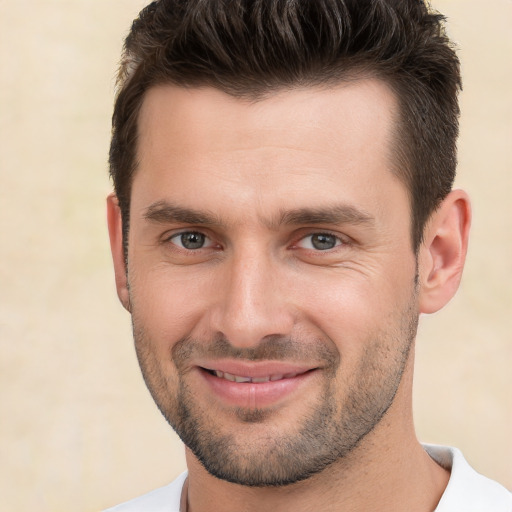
[418,190,471,314]
[106,193,131,312]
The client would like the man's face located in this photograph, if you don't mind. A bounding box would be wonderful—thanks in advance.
[123,80,419,485]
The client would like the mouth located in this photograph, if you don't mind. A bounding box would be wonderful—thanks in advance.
[196,362,318,409]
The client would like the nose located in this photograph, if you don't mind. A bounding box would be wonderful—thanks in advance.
[208,247,295,349]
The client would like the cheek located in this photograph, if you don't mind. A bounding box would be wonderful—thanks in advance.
[129,265,212,347]
[293,263,416,355]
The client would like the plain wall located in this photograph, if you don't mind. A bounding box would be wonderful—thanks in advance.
[0,1,510,510]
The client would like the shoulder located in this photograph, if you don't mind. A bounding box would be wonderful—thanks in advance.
[102,472,187,512]
[424,444,512,512]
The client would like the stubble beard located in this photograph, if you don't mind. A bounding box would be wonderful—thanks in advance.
[131,295,418,487]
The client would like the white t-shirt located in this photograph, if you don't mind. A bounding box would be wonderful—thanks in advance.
[424,445,512,511]
[103,445,512,511]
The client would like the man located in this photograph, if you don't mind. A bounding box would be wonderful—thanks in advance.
[104,0,511,510]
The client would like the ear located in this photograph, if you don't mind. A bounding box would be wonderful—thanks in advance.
[418,190,471,314]
[106,193,131,312]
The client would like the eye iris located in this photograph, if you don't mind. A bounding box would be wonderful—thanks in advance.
[311,233,337,250]
[181,232,205,249]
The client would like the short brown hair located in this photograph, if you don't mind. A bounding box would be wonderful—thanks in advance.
[110,0,461,252]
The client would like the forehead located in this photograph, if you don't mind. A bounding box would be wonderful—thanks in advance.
[133,80,406,226]
[137,79,398,158]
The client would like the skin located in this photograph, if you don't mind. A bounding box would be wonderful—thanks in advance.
[107,79,471,511]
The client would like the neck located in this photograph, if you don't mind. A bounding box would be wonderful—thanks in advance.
[184,357,449,512]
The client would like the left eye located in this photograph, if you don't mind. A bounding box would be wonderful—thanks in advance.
[169,232,212,250]
[297,233,342,251]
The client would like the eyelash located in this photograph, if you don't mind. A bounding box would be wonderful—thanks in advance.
[293,232,345,251]
[166,231,215,250]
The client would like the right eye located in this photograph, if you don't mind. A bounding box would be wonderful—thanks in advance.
[169,231,213,250]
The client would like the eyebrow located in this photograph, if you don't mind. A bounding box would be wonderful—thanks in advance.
[143,200,374,228]
[276,205,374,228]
[144,201,222,226]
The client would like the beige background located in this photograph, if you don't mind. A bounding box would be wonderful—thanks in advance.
[0,1,510,511]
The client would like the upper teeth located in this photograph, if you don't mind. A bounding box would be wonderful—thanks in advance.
[214,370,299,383]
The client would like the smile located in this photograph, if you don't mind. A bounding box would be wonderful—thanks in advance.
[208,370,304,383]
[198,364,317,409]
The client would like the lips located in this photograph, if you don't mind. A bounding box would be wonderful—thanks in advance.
[196,361,317,409]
